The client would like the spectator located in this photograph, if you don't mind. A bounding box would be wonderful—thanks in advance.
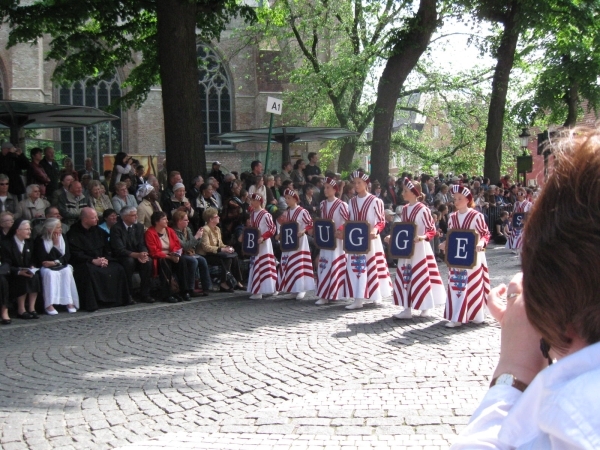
[33,218,79,315]
[77,157,100,181]
[67,208,130,311]
[209,161,224,185]
[0,248,9,324]
[248,175,267,208]
[15,184,49,220]
[0,211,14,240]
[136,183,162,231]
[280,161,292,182]
[27,147,51,195]
[31,206,69,240]
[160,170,183,205]
[163,182,195,223]
[171,210,211,296]
[109,152,134,193]
[59,157,79,182]
[265,175,279,212]
[341,182,354,203]
[194,183,219,226]
[40,147,60,199]
[98,209,118,235]
[58,181,88,225]
[492,210,509,245]
[101,170,111,195]
[111,181,137,214]
[291,159,306,187]
[0,142,29,197]
[0,174,17,213]
[186,175,204,204]
[2,218,41,319]
[303,152,322,184]
[51,173,74,207]
[130,165,146,194]
[110,206,156,304]
[300,184,319,219]
[221,180,244,245]
[207,176,222,209]
[145,211,194,303]
[198,207,244,292]
[87,180,112,217]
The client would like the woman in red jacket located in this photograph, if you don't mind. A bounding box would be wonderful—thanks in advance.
[145,211,195,303]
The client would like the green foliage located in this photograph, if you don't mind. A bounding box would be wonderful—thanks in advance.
[0,0,256,110]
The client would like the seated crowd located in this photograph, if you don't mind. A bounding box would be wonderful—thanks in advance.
[0,142,533,324]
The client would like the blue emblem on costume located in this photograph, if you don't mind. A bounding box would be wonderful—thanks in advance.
[351,255,367,278]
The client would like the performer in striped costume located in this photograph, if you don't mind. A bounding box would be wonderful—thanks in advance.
[445,185,490,328]
[345,170,392,310]
[506,187,532,251]
[388,178,446,319]
[315,177,349,305]
[276,189,316,299]
[247,193,278,300]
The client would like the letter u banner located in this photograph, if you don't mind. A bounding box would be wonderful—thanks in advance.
[445,229,478,269]
[280,222,299,252]
[242,227,260,256]
[344,221,370,254]
[389,222,416,259]
[313,219,336,250]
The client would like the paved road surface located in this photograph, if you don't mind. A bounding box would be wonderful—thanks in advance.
[0,247,521,450]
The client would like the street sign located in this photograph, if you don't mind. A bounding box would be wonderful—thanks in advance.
[266,97,283,115]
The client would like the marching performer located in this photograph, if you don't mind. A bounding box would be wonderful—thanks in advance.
[506,187,532,251]
[387,178,446,319]
[345,170,392,309]
[247,193,278,300]
[276,189,316,299]
[445,185,490,328]
[315,177,349,305]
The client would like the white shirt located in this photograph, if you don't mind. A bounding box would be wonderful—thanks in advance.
[14,236,25,253]
[453,341,600,449]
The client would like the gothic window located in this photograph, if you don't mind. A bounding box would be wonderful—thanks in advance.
[0,75,3,99]
[58,74,122,170]
[197,45,232,146]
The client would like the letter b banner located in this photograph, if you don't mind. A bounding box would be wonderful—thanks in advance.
[242,227,260,256]
[445,229,478,269]
[344,221,370,254]
[280,222,299,252]
[313,219,336,250]
[389,223,416,259]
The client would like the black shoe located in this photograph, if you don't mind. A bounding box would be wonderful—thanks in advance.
[28,310,40,319]
[141,296,156,304]
[174,295,184,302]
[1,319,11,325]
[125,296,137,306]
[166,296,178,304]
[220,286,234,293]
[16,312,32,320]
[181,292,191,302]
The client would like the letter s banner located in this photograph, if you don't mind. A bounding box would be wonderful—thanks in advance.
[343,221,370,254]
[445,229,478,269]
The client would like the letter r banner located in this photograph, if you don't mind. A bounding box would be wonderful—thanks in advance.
[445,229,478,269]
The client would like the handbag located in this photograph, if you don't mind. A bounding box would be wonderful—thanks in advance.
[217,250,238,259]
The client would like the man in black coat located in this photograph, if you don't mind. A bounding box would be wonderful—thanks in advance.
[0,142,29,197]
[40,147,60,199]
[110,205,155,303]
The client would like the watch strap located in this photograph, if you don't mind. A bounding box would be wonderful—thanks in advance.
[490,374,528,392]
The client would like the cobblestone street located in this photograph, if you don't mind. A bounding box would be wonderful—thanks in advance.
[0,247,520,450]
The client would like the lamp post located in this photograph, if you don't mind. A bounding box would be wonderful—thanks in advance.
[517,128,531,185]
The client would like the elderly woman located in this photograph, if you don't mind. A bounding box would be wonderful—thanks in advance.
[111,181,138,214]
[172,210,211,295]
[0,211,14,240]
[163,182,195,222]
[145,211,194,303]
[198,207,244,292]
[58,157,79,182]
[454,127,600,448]
[98,209,118,236]
[1,219,41,319]
[15,184,50,220]
[33,218,79,314]
[136,183,162,230]
[87,180,112,217]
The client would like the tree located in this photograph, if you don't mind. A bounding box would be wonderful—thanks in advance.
[0,0,255,183]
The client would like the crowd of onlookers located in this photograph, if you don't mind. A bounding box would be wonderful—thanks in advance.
[0,140,535,323]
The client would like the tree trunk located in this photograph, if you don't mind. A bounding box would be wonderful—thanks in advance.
[563,82,579,127]
[483,4,520,183]
[156,0,206,183]
[369,0,438,186]
[337,139,357,173]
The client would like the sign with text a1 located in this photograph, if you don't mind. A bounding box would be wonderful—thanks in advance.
[445,229,478,269]
[266,97,283,115]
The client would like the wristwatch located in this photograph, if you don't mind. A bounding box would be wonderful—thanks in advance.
[490,373,528,392]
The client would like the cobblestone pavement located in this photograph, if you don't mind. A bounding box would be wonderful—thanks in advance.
[0,247,521,450]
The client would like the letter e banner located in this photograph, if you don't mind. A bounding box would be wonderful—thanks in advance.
[242,227,260,256]
[313,219,336,250]
[280,222,299,252]
[389,222,416,259]
[344,221,370,254]
[445,229,478,269]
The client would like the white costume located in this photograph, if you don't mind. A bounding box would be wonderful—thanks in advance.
[247,209,277,295]
[39,236,79,309]
[316,198,349,300]
[452,341,600,449]
[345,194,392,301]
[445,209,490,324]
[276,206,316,293]
[393,202,446,311]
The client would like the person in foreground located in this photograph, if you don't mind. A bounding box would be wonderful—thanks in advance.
[452,127,600,449]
